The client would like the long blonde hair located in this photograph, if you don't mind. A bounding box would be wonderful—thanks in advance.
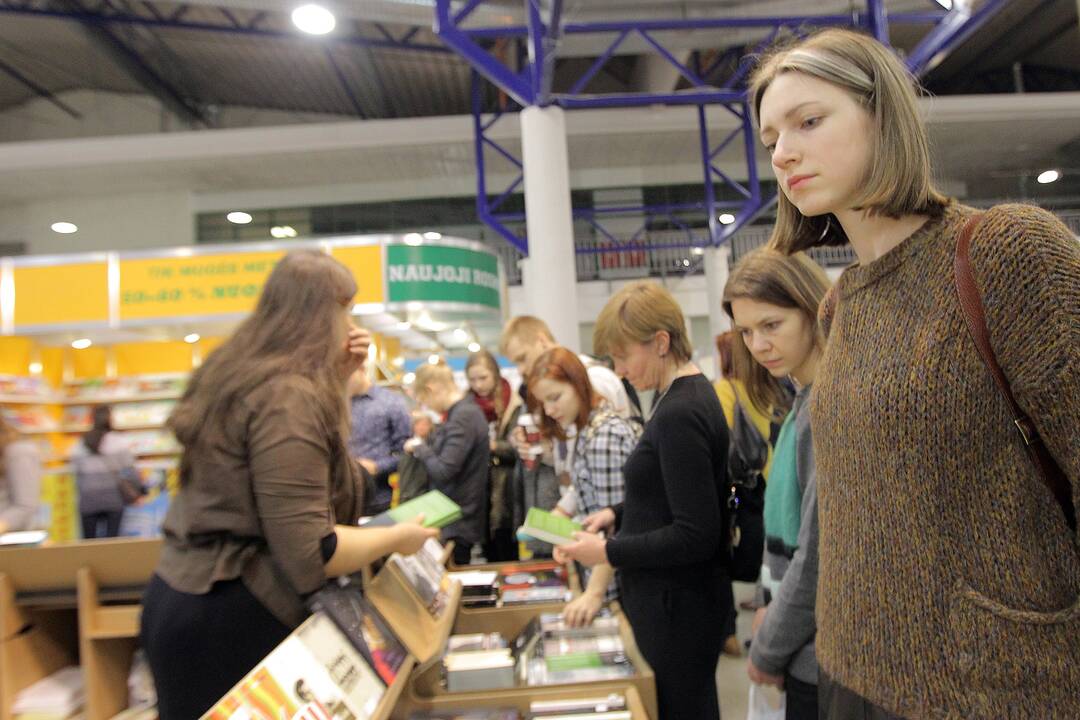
[722,249,831,416]
[748,28,948,253]
[169,250,357,479]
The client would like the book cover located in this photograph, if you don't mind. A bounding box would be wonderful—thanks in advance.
[516,508,582,547]
[310,588,408,686]
[203,614,385,720]
[366,491,462,529]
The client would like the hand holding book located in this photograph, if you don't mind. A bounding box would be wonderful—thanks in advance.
[554,530,608,568]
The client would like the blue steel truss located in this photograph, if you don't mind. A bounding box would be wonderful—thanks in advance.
[439,0,1010,257]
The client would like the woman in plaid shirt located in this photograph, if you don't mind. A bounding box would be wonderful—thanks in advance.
[528,347,641,627]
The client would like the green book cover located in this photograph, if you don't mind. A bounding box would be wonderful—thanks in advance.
[384,490,462,529]
[517,507,583,546]
[545,652,603,672]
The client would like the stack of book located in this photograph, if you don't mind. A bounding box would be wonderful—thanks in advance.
[12,666,84,720]
[514,613,634,687]
[448,569,498,608]
[442,632,514,692]
[390,552,453,618]
[497,560,572,606]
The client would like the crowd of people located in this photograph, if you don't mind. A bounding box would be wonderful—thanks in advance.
[1,27,1076,720]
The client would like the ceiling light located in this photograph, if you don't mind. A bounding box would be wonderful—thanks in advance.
[423,232,442,241]
[682,258,691,267]
[453,328,469,341]
[691,247,705,256]
[28,362,43,374]
[404,233,424,246]
[719,213,735,225]
[934,0,953,9]
[1036,169,1060,184]
[427,354,440,365]
[403,372,416,385]
[227,211,253,225]
[392,357,405,367]
[51,221,78,234]
[395,321,412,331]
[184,333,200,344]
[270,225,298,239]
[292,4,336,34]
[467,342,481,353]
[71,338,92,350]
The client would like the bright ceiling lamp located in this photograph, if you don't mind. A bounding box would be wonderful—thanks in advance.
[453,328,469,342]
[423,232,442,240]
[1036,169,1060,184]
[718,213,735,225]
[404,233,424,246]
[467,342,481,353]
[51,221,78,234]
[227,211,253,224]
[184,333,201,344]
[292,4,336,35]
[71,338,92,350]
[934,0,952,9]
[270,225,297,238]
[427,354,440,365]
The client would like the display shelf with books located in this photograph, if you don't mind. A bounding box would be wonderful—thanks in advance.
[390,678,652,719]
[365,551,463,671]
[448,560,580,638]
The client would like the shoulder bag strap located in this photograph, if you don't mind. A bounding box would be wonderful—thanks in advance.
[954,213,1076,532]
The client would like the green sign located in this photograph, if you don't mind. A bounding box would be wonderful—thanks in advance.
[387,244,500,309]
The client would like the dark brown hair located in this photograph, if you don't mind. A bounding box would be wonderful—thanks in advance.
[722,249,830,416]
[168,250,358,481]
[749,28,949,253]
[715,331,736,378]
[82,405,113,455]
[527,347,597,441]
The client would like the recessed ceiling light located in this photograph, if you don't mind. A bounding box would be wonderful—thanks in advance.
[453,328,469,341]
[691,247,705,256]
[403,372,416,385]
[71,338,92,350]
[423,232,442,241]
[292,4,336,35]
[467,342,481,353]
[184,333,201,344]
[427,354,440,365]
[719,213,735,225]
[682,258,691,267]
[227,211,253,224]
[404,233,424,246]
[51,221,78,234]
[1036,169,1060,184]
[270,225,298,239]
[28,362,43,374]
[392,356,405,367]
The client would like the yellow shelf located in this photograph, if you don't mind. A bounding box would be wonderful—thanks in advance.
[87,605,142,640]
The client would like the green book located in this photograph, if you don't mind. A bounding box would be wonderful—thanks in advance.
[545,652,604,672]
[366,490,462,529]
[516,507,582,546]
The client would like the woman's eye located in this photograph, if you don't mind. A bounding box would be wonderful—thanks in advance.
[801,116,820,129]
[765,322,780,331]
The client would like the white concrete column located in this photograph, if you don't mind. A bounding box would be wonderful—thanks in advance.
[703,245,732,378]
[519,105,580,351]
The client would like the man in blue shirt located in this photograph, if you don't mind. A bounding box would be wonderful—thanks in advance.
[347,368,412,515]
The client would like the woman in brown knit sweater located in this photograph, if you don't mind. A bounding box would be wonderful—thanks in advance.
[749,29,1080,719]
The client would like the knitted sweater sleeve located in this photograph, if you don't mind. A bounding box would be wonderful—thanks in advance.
[971,204,1080,518]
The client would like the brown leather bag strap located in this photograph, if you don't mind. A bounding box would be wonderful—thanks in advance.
[954,213,1076,532]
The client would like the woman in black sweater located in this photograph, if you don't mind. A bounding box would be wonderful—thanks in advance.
[558,280,731,720]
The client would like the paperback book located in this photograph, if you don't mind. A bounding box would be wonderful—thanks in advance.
[365,491,462,529]
[516,507,582,546]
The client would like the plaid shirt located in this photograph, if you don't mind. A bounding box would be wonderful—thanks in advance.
[571,409,641,602]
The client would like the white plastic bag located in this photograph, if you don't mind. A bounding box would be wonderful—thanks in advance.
[746,684,786,720]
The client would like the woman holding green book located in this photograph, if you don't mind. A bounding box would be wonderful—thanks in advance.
[528,347,640,627]
[558,281,730,720]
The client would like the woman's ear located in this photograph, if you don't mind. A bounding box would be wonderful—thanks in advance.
[654,330,671,358]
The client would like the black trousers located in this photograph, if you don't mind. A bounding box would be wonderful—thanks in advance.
[140,574,292,720]
[785,674,818,720]
[81,510,122,539]
[450,538,473,566]
[818,671,902,720]
[483,527,519,563]
[619,575,728,720]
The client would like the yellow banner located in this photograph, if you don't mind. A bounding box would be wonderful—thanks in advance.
[330,245,384,305]
[119,251,285,320]
[13,262,109,327]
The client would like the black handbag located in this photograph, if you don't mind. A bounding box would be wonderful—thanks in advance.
[727,394,768,582]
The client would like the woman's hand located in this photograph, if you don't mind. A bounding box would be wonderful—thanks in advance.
[747,658,785,689]
[557,531,608,567]
[562,591,603,628]
[582,507,616,534]
[394,515,440,554]
[346,323,372,371]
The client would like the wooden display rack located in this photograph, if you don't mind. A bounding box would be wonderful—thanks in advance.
[365,557,462,670]
[0,538,161,720]
[389,683,652,719]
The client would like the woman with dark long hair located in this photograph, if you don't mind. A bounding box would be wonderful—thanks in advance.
[71,405,140,539]
[140,250,438,719]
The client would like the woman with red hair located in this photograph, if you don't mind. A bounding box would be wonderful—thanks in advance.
[528,347,640,627]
